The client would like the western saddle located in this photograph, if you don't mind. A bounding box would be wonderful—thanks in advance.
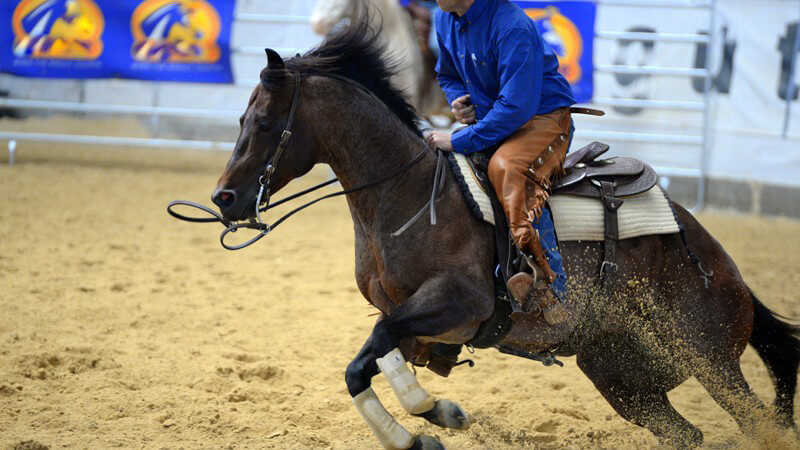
[553,141,658,285]
[423,141,660,376]
[462,141,659,350]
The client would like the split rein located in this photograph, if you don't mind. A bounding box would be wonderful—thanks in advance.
[167,72,442,250]
[167,148,430,250]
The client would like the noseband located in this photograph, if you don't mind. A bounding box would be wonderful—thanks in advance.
[168,72,430,250]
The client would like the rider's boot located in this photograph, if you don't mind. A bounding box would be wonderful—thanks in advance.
[486,108,572,324]
[507,265,568,324]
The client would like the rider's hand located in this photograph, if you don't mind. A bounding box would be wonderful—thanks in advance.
[451,94,476,125]
[425,130,454,152]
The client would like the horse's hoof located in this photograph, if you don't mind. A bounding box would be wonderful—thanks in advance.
[415,399,470,430]
[410,434,445,450]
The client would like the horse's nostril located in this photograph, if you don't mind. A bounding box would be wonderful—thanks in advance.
[212,189,237,209]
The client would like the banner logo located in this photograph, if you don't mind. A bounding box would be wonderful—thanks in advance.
[524,6,583,83]
[130,0,221,63]
[12,0,104,59]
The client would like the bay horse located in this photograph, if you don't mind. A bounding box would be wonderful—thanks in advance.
[209,22,799,449]
[309,0,446,116]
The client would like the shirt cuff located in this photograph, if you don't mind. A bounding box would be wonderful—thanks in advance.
[452,128,476,153]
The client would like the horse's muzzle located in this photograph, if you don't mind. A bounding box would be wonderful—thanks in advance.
[211,188,251,221]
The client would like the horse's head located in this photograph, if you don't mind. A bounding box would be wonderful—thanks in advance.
[310,0,357,35]
[211,50,317,221]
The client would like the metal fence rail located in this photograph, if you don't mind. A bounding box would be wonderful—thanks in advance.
[2,0,717,208]
[0,98,239,118]
[0,131,233,151]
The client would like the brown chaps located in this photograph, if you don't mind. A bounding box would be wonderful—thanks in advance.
[487,108,571,284]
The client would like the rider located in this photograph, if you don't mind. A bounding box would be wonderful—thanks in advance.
[426,0,575,324]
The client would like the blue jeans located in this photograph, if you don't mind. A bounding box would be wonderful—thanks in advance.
[531,207,566,301]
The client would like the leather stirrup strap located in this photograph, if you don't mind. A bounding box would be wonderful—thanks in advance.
[599,180,623,285]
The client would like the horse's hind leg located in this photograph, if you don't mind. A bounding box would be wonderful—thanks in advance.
[578,349,703,447]
[694,360,776,437]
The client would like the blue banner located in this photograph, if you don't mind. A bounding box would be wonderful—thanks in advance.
[513,1,596,103]
[0,0,234,83]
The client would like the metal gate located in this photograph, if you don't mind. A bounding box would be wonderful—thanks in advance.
[1,0,718,209]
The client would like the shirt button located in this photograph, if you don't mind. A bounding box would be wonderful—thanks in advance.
[460,53,464,58]
[466,79,470,84]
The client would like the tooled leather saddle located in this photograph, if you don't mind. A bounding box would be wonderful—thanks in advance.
[555,142,658,285]
[465,141,658,348]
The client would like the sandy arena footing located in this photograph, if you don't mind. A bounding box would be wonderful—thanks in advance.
[1,142,798,449]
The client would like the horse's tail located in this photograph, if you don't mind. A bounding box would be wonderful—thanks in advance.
[748,288,800,426]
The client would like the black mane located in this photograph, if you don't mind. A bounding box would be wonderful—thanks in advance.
[261,19,421,137]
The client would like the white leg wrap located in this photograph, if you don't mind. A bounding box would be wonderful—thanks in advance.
[352,387,414,450]
[376,348,436,415]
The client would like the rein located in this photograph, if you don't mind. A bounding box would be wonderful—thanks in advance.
[167,72,434,250]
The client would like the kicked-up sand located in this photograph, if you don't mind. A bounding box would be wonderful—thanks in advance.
[0,136,798,449]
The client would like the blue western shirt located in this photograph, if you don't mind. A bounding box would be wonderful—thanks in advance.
[434,0,576,153]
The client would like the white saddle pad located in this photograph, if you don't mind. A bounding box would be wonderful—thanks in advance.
[447,153,680,241]
[449,153,496,225]
[548,186,680,241]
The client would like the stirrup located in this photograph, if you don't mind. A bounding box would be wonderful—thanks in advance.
[507,271,542,319]
[507,266,568,325]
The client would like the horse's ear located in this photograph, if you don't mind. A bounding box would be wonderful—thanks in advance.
[265,48,284,69]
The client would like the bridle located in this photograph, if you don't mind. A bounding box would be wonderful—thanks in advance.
[253,74,302,227]
[168,71,432,250]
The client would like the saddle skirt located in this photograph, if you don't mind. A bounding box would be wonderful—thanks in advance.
[444,148,680,241]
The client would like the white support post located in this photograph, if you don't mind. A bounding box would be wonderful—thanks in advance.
[781,1,800,138]
[8,140,16,166]
[695,0,717,212]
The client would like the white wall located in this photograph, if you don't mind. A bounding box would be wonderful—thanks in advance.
[572,0,800,186]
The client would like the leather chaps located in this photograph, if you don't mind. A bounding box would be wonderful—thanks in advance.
[487,107,572,283]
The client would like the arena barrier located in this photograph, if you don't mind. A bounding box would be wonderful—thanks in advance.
[1,0,724,210]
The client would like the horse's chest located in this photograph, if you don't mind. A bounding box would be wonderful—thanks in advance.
[353,236,415,313]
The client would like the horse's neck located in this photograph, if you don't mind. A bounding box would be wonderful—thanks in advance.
[317,100,433,230]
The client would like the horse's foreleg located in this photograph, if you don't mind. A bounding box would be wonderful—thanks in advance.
[346,334,417,449]
[369,278,486,430]
[375,348,470,430]
[346,329,450,450]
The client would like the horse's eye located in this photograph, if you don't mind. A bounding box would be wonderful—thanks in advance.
[258,121,270,132]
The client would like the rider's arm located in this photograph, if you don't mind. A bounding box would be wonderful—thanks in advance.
[435,33,469,106]
[451,28,544,154]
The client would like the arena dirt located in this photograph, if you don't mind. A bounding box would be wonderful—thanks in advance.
[0,131,798,449]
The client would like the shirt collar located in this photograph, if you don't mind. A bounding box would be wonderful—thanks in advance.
[452,0,491,30]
